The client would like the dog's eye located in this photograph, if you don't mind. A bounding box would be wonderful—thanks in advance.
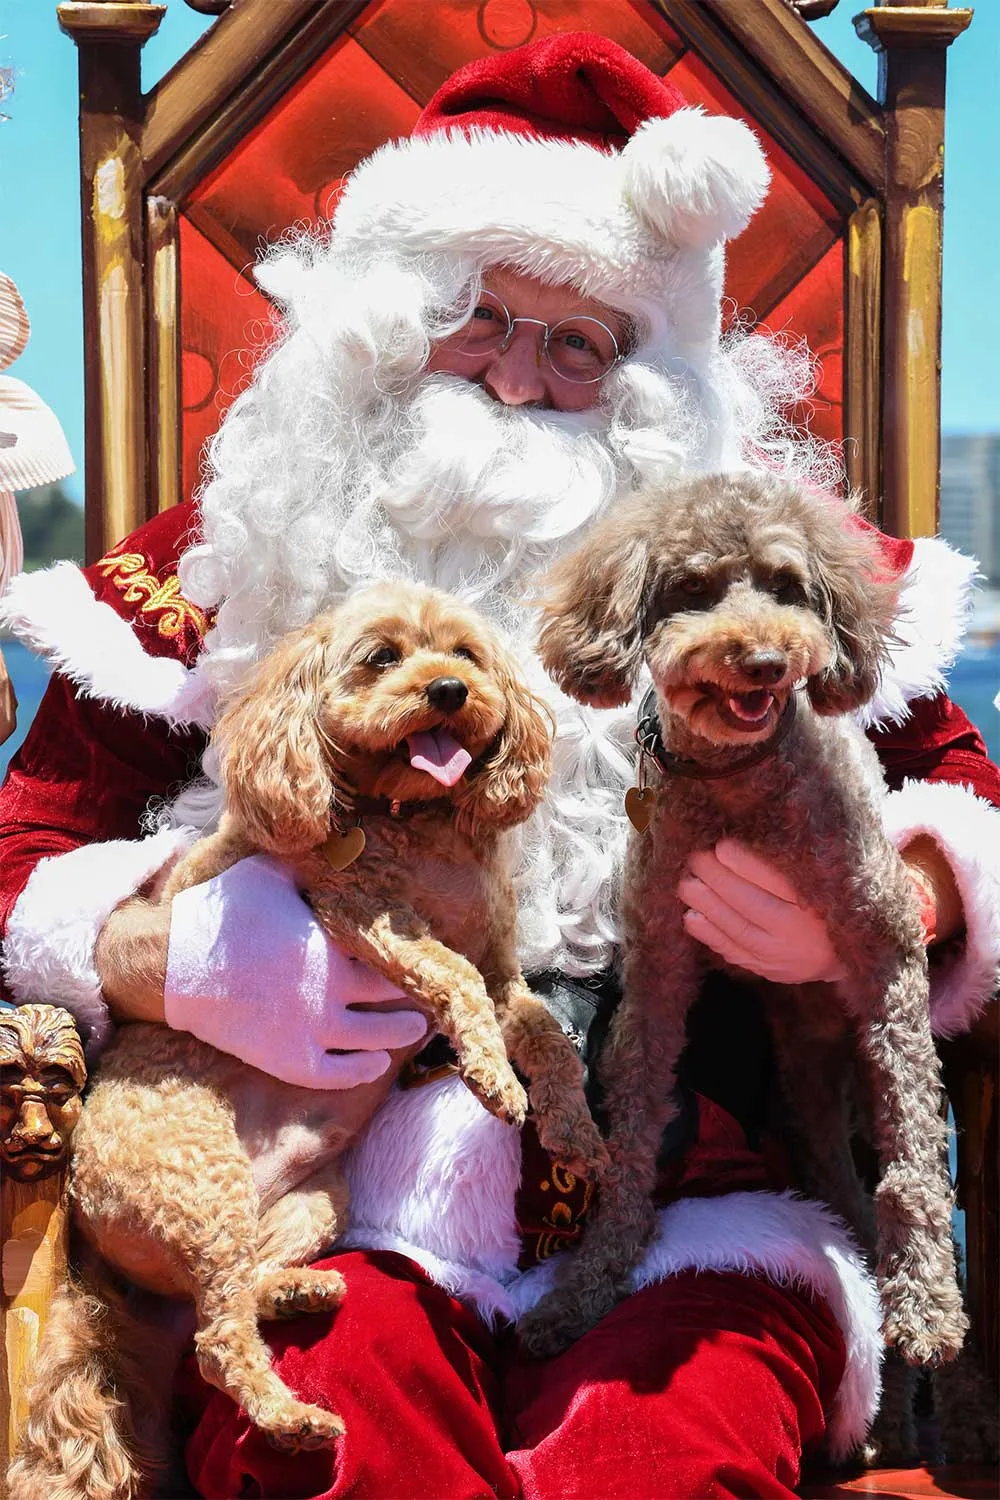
[452,646,477,663]
[680,576,708,597]
[772,572,803,603]
[366,645,401,669]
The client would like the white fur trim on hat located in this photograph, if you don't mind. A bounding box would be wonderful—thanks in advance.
[622,109,771,250]
[507,1190,882,1463]
[882,777,1000,1037]
[333,119,766,362]
[2,827,195,1057]
[861,536,979,729]
[0,563,214,727]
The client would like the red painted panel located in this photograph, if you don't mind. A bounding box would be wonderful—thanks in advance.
[187,36,420,269]
[178,214,277,502]
[759,238,845,450]
[351,0,683,105]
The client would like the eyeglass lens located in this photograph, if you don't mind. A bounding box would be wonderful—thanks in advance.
[452,292,620,384]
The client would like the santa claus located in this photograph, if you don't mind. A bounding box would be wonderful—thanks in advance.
[2,33,998,1500]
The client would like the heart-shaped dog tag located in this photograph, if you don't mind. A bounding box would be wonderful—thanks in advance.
[320,826,366,871]
[624,786,655,834]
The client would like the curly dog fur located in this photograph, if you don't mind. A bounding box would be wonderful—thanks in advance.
[520,474,967,1390]
[11,582,605,1499]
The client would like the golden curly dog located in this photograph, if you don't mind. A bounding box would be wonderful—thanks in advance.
[11,582,606,1500]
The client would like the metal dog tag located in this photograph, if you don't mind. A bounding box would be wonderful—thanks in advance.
[624,786,655,834]
[320,826,366,871]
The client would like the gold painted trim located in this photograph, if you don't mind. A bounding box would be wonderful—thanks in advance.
[147,197,181,514]
[844,198,883,520]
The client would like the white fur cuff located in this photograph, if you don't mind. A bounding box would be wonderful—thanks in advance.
[506,1191,882,1463]
[883,778,1000,1037]
[0,564,214,727]
[2,827,194,1055]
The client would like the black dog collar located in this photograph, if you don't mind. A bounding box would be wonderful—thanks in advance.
[635,685,799,782]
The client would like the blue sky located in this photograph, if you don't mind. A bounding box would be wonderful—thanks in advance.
[0,2,996,505]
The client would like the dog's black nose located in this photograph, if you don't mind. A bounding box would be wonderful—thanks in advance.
[739,650,787,686]
[426,676,468,713]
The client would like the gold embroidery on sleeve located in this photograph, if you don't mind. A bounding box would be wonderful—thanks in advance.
[95,551,209,644]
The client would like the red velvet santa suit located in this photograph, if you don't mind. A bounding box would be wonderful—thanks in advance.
[3,33,999,1500]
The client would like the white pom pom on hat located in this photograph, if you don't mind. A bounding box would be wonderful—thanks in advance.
[622,109,772,250]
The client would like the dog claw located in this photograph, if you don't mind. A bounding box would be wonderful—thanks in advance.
[264,1405,345,1453]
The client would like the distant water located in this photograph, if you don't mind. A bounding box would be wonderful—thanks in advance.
[1,640,997,780]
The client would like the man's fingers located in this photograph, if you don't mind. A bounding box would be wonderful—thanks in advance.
[686,849,796,930]
[681,909,761,973]
[327,1005,429,1051]
[677,874,772,953]
[315,1049,394,1088]
[712,839,802,904]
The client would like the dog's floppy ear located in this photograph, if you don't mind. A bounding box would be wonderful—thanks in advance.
[213,621,337,855]
[537,510,652,707]
[454,645,552,835]
[806,518,900,716]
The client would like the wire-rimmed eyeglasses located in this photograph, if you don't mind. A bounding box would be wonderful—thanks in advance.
[447,291,625,385]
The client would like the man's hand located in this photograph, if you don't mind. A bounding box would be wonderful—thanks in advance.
[678,839,848,984]
[678,834,963,985]
[97,854,427,1089]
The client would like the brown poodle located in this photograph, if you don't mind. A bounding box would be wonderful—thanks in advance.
[10,581,606,1500]
[518,473,967,1390]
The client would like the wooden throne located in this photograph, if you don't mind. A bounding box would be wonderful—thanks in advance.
[3,1,995,1494]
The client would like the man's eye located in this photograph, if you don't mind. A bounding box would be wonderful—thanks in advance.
[472,304,500,323]
[452,646,477,663]
[367,646,401,669]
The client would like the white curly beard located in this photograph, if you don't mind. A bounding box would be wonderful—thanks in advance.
[166,242,834,977]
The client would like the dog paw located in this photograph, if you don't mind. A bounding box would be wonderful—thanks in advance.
[463,1066,528,1127]
[516,1307,577,1362]
[262,1401,345,1453]
[257,1267,346,1320]
[881,1286,969,1366]
[535,1115,609,1182]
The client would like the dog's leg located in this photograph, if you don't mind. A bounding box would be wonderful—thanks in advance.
[495,979,608,1180]
[852,944,968,1365]
[192,1227,346,1452]
[480,891,607,1179]
[159,815,256,901]
[255,1161,351,1321]
[306,882,528,1126]
[769,991,875,1250]
[517,914,700,1360]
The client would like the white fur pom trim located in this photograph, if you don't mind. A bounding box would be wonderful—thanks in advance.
[622,109,771,249]
[861,537,978,729]
[507,1190,882,1463]
[0,563,214,727]
[340,1071,523,1321]
[2,827,195,1055]
[883,778,1000,1037]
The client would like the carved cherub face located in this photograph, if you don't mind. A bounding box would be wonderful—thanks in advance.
[0,1006,86,1181]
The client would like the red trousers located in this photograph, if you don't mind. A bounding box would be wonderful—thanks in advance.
[180,1250,846,1500]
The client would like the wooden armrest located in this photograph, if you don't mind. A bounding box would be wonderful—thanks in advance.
[0,1004,87,1472]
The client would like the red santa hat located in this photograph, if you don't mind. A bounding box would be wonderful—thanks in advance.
[330,33,770,362]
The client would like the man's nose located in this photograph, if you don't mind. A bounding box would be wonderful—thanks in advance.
[482,325,548,407]
[13,1099,57,1145]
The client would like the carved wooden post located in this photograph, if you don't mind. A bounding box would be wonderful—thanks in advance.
[855,0,971,539]
[56,0,166,563]
[0,1006,86,1474]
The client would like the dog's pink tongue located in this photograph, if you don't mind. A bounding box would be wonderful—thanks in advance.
[406,729,473,787]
